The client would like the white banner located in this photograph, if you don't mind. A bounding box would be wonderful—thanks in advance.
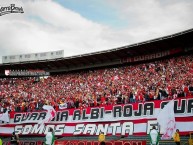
[0,110,10,122]
[157,100,176,139]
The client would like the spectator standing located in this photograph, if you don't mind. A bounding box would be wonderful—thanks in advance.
[173,129,180,145]
[129,91,135,103]
[45,128,55,145]
[149,126,160,145]
[10,132,19,145]
[98,132,106,145]
[0,137,2,145]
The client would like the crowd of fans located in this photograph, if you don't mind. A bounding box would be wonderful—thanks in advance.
[0,54,193,113]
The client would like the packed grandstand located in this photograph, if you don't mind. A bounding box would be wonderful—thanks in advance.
[0,53,193,113]
[0,29,193,145]
[0,29,193,113]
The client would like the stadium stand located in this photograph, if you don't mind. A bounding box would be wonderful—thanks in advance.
[0,54,193,113]
[0,28,193,145]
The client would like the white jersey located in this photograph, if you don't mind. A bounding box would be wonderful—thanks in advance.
[45,132,53,145]
[150,129,159,145]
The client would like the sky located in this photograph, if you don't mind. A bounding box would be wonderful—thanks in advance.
[0,0,193,63]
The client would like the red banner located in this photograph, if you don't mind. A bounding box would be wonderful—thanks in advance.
[2,140,146,145]
[3,141,43,145]
[54,140,146,145]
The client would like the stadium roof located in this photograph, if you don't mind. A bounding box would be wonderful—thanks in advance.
[0,28,193,74]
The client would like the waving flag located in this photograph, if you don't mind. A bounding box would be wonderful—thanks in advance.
[157,99,176,139]
[0,110,10,122]
[38,105,56,124]
[59,103,67,110]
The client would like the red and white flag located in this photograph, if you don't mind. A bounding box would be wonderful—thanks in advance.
[38,105,56,124]
[0,110,10,122]
[112,75,120,81]
[59,103,67,110]
[157,99,176,139]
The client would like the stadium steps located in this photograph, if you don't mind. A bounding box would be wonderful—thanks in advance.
[2,135,190,145]
[57,135,121,141]
[122,135,190,145]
